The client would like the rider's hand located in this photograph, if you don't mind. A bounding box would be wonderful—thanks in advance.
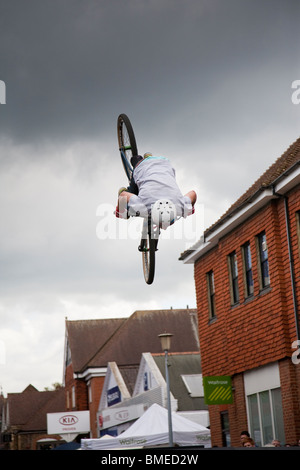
[115,206,129,219]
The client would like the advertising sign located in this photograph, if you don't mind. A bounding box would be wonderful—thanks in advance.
[47,410,90,435]
[107,385,121,406]
[98,404,145,431]
[203,376,233,405]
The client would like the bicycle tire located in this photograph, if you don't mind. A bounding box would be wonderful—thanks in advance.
[141,234,156,285]
[117,114,138,181]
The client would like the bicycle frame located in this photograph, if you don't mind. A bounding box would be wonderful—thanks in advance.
[140,216,160,243]
[120,148,133,182]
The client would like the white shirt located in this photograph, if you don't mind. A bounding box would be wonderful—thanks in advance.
[129,156,191,216]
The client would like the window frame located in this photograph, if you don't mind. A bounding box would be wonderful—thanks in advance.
[256,231,270,290]
[228,251,239,305]
[71,385,76,409]
[206,270,216,320]
[247,387,285,446]
[242,241,254,298]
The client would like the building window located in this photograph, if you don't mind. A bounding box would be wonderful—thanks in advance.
[256,231,270,289]
[181,374,204,397]
[242,242,254,298]
[65,339,72,367]
[228,251,239,305]
[207,270,216,319]
[221,411,231,447]
[247,388,285,446]
[72,385,76,409]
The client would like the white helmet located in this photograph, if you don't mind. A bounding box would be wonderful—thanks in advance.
[151,199,177,230]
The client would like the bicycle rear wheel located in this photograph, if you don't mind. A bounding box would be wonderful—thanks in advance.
[117,114,138,181]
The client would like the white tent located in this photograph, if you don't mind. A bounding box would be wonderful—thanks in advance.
[81,404,211,449]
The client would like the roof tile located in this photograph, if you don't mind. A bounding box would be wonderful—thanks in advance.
[67,309,199,372]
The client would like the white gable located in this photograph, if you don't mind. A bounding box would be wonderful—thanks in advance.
[133,353,166,396]
[98,362,130,411]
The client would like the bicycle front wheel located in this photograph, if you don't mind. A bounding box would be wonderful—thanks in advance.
[117,114,138,181]
[141,234,156,285]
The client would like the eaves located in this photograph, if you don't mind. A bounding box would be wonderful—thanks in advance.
[181,162,300,265]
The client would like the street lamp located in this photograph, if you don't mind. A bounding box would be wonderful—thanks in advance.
[158,333,173,447]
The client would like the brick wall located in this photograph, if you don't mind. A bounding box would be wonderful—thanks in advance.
[195,191,300,377]
[279,358,300,444]
[64,364,106,437]
[89,376,105,437]
[65,363,88,410]
[228,374,248,445]
[75,379,88,410]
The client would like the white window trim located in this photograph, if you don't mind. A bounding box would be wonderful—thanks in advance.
[244,362,282,446]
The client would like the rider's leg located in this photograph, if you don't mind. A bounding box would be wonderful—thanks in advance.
[184,190,197,206]
[119,190,134,203]
[115,191,134,218]
[116,191,148,218]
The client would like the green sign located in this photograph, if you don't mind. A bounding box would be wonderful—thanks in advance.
[203,376,233,405]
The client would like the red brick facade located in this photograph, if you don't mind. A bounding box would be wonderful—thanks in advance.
[195,192,299,377]
[64,363,105,437]
[89,377,105,437]
[189,153,300,446]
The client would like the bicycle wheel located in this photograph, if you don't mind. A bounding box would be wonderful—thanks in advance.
[141,234,156,285]
[117,114,138,181]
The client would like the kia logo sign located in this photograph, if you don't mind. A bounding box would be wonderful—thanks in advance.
[47,411,90,435]
[59,415,79,426]
[115,410,129,421]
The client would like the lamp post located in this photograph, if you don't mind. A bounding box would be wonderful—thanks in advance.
[158,333,173,447]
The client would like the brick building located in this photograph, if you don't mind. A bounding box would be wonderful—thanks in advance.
[180,137,300,446]
[63,308,200,438]
[1,384,65,450]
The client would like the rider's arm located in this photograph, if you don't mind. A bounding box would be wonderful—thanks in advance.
[127,175,139,195]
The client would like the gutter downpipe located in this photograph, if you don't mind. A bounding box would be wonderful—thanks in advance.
[273,187,300,342]
[284,195,300,343]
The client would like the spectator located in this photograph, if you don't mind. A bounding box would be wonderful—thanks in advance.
[240,430,250,446]
[243,437,255,447]
[271,439,281,447]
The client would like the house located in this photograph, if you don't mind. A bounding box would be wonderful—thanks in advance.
[96,351,208,437]
[180,136,300,446]
[1,384,65,450]
[63,308,200,437]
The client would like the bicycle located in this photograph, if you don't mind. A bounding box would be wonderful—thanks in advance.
[117,113,159,284]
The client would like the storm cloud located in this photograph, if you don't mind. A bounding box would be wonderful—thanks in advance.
[0,0,299,392]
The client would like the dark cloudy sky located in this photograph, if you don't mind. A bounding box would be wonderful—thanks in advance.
[0,0,299,393]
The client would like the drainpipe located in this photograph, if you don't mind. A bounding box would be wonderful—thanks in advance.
[282,195,300,342]
[273,187,300,342]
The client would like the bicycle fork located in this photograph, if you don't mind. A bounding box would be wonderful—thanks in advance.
[138,218,159,252]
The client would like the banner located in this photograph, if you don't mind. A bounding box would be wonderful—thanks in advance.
[203,376,233,405]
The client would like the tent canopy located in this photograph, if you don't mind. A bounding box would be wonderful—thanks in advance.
[81,404,211,449]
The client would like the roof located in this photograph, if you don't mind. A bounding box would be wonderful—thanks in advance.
[5,385,65,432]
[153,352,207,411]
[66,318,126,372]
[180,136,300,261]
[118,365,139,395]
[66,309,199,373]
